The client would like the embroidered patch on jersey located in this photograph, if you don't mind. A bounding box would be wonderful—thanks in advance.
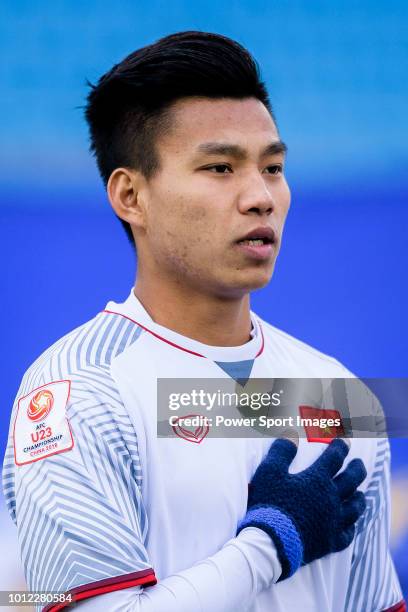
[299,405,345,444]
[13,380,74,466]
[171,414,210,444]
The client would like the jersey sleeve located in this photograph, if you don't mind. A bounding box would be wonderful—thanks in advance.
[2,366,156,611]
[344,437,405,612]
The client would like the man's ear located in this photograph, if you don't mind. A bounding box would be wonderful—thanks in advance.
[107,167,147,230]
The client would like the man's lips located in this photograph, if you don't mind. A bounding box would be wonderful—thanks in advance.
[234,226,277,261]
[236,226,276,244]
[235,241,275,260]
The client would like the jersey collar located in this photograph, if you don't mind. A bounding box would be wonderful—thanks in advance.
[104,288,264,362]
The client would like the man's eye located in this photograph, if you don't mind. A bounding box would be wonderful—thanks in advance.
[265,164,283,175]
[204,164,232,174]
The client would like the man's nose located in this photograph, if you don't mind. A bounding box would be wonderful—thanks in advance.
[237,173,275,215]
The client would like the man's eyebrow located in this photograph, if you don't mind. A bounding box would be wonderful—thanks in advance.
[195,140,288,160]
[262,141,288,157]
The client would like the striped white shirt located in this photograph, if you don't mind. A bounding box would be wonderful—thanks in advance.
[2,289,404,611]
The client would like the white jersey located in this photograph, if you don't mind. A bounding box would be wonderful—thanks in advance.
[2,289,403,611]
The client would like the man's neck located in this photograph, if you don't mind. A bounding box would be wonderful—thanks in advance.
[133,276,252,347]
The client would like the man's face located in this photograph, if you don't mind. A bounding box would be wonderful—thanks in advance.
[137,97,291,298]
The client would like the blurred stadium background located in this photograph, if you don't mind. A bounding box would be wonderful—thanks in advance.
[1,0,407,606]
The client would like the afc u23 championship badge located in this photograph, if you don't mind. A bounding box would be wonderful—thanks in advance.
[13,380,74,466]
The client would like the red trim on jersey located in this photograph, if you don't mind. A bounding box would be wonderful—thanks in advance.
[256,323,264,357]
[103,310,265,359]
[42,568,157,611]
[383,601,407,612]
[103,310,206,357]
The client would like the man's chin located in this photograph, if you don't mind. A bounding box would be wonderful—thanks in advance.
[215,269,274,298]
[239,264,275,289]
[243,274,273,292]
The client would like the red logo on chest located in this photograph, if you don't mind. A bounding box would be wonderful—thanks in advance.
[299,405,345,444]
[171,414,210,444]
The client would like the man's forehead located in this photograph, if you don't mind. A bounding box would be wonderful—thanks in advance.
[162,96,280,152]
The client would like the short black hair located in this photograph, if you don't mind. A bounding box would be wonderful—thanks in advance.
[84,31,273,248]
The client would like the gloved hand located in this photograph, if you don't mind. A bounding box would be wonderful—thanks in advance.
[237,437,367,581]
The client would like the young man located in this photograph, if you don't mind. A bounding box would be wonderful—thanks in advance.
[2,31,405,612]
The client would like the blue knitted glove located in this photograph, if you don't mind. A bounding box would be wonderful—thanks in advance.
[237,438,367,581]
